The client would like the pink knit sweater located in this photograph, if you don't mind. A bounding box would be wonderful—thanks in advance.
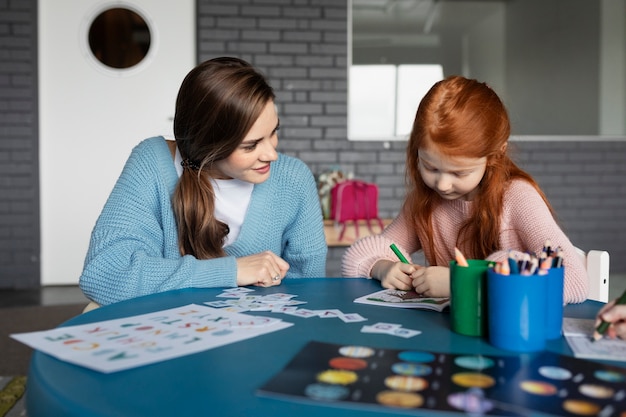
[341,180,588,304]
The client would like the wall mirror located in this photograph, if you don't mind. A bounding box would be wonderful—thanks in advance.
[88,7,151,70]
[80,4,156,77]
[349,0,626,140]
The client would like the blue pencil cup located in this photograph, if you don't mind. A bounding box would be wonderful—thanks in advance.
[487,270,547,352]
[544,267,564,339]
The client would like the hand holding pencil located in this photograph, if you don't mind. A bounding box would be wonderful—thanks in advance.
[368,243,415,291]
[593,287,626,341]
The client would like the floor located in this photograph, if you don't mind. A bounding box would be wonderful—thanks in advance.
[0,285,88,308]
[0,274,625,308]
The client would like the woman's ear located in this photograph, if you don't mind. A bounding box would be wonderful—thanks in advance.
[500,142,508,153]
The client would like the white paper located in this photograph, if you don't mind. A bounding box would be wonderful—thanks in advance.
[354,288,450,311]
[11,304,292,373]
[562,317,596,336]
[563,317,626,362]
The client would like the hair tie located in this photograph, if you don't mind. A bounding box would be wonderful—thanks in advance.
[181,159,201,170]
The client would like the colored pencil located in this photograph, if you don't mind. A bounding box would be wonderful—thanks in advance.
[593,287,626,341]
[542,239,553,257]
[390,243,409,264]
[507,251,520,274]
[499,258,510,276]
[454,247,469,267]
[552,247,564,268]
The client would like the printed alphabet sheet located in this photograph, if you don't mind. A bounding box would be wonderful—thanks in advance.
[11,304,292,373]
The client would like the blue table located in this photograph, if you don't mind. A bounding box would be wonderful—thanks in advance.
[25,278,620,417]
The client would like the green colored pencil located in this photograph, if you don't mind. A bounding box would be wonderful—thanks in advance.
[593,287,626,341]
[390,243,409,264]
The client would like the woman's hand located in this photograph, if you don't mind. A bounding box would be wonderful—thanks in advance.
[236,251,290,287]
[595,300,626,340]
[411,266,450,298]
[371,259,417,291]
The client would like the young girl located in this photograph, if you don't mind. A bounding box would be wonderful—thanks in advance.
[342,76,588,304]
[79,57,327,307]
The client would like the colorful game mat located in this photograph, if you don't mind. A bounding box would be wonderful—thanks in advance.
[258,341,626,416]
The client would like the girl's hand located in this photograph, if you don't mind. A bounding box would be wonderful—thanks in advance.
[371,259,417,291]
[235,251,290,287]
[411,266,450,298]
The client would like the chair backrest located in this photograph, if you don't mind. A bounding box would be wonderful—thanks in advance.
[574,247,610,302]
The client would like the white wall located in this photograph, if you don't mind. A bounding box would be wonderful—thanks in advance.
[39,0,195,285]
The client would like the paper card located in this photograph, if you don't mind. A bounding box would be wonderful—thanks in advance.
[271,306,298,314]
[250,303,281,311]
[283,308,318,318]
[220,287,254,295]
[361,322,401,333]
[235,295,263,302]
[283,300,308,306]
[261,293,297,301]
[317,309,344,318]
[338,313,367,323]
[387,327,421,338]
[361,322,421,338]
[224,287,254,293]
[220,305,250,313]
[216,292,248,298]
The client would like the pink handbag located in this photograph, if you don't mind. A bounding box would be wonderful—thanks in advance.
[330,180,384,241]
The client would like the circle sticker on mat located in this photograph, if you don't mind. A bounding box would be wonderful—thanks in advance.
[454,356,495,371]
[384,375,428,392]
[448,388,494,414]
[329,357,368,371]
[562,399,601,416]
[538,366,572,381]
[578,384,614,399]
[316,369,358,385]
[451,373,495,389]
[520,380,557,396]
[305,383,350,401]
[339,346,375,358]
[594,370,625,383]
[391,362,432,377]
[376,390,424,408]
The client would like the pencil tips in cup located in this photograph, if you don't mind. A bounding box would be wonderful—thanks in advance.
[454,247,469,267]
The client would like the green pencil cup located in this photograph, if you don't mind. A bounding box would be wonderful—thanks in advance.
[449,259,493,337]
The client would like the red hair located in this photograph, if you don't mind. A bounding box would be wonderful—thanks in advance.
[404,76,554,263]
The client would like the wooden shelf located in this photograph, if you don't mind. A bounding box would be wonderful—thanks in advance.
[324,218,393,247]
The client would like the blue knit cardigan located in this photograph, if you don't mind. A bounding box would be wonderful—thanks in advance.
[79,137,327,305]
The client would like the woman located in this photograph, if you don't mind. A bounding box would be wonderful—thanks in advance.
[80,57,327,306]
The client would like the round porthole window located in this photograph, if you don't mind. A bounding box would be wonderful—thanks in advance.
[81,4,156,76]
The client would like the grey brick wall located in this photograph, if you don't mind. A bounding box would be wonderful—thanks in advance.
[0,0,624,287]
[0,0,39,288]
[512,139,626,267]
[197,0,626,278]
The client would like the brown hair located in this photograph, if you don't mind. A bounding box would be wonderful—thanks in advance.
[172,57,275,259]
[404,76,554,263]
